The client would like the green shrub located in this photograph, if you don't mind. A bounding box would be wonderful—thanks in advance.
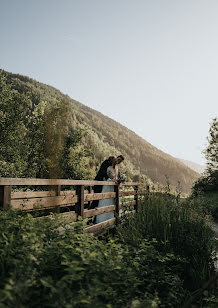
[116,193,216,290]
[0,209,186,307]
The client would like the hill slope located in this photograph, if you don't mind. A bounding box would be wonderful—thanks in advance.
[0,69,199,192]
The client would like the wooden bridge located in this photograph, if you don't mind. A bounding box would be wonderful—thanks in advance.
[0,178,139,234]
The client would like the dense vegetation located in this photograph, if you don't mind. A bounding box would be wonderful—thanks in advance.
[0,193,217,308]
[0,69,199,192]
[192,118,218,220]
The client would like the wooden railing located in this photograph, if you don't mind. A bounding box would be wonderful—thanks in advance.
[0,178,139,234]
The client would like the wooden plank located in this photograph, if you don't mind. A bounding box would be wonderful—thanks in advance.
[0,177,135,187]
[0,178,115,186]
[11,190,57,199]
[10,195,78,210]
[84,218,116,233]
[84,192,116,202]
[12,190,89,200]
[120,200,136,209]
[119,191,136,197]
[83,205,115,218]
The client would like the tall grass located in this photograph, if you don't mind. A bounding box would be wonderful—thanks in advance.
[116,193,216,290]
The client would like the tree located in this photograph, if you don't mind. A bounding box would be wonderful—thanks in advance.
[0,73,29,177]
[204,117,218,172]
[192,118,218,195]
[60,128,91,180]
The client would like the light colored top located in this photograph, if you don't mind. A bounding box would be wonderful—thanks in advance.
[107,166,117,181]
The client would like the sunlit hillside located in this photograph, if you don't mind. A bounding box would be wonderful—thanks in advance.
[0,69,199,193]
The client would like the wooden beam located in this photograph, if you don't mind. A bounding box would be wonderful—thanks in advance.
[0,178,115,186]
[84,192,116,202]
[10,195,78,210]
[119,191,136,197]
[11,190,57,199]
[0,177,136,187]
[83,205,115,218]
[84,218,116,233]
[120,200,136,209]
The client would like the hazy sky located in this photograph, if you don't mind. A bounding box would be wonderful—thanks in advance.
[1,0,217,165]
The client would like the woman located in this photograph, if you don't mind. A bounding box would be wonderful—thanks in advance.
[95,156,118,224]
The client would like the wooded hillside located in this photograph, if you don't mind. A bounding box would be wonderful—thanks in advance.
[0,69,199,192]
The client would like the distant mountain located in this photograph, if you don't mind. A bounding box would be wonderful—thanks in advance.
[0,69,200,193]
[178,159,205,174]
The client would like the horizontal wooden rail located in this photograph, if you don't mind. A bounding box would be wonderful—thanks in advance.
[84,205,115,218]
[0,177,133,186]
[84,218,116,234]
[11,195,78,210]
[119,191,136,197]
[120,200,136,209]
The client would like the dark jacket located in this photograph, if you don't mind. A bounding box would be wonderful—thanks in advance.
[94,159,110,181]
[90,159,110,209]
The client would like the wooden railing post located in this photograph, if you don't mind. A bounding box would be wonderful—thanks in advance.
[55,185,61,213]
[134,185,138,213]
[76,185,85,219]
[88,186,92,209]
[0,185,12,210]
[115,184,120,223]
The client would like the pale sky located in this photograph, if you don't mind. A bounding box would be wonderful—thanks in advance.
[1,0,218,165]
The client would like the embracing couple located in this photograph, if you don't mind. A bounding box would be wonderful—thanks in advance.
[94,155,124,184]
[90,155,124,224]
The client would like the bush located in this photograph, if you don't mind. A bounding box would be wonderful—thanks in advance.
[116,193,216,290]
[0,209,186,307]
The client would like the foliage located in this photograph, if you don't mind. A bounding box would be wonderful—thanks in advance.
[0,70,91,180]
[0,74,29,177]
[116,193,216,290]
[192,118,218,207]
[0,209,186,308]
[192,170,218,196]
[204,117,218,172]
[60,129,92,179]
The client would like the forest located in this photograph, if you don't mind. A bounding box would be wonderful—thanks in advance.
[0,69,199,193]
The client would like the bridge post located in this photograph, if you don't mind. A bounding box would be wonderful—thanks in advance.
[134,185,138,213]
[55,185,61,213]
[76,185,85,219]
[115,184,120,224]
[0,185,12,210]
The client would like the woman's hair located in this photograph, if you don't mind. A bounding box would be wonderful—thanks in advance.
[108,156,118,168]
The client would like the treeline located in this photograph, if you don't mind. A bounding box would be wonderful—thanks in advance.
[0,69,199,192]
